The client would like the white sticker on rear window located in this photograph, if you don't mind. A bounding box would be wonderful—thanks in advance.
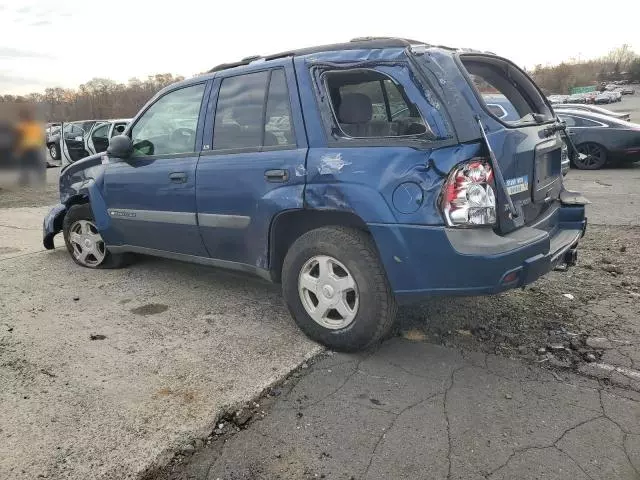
[505,175,529,195]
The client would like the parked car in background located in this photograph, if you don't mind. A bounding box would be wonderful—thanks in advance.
[621,87,636,95]
[547,94,568,104]
[59,119,130,166]
[584,91,600,104]
[594,92,613,104]
[58,121,99,165]
[557,109,640,169]
[566,93,586,104]
[42,37,587,351]
[46,125,62,160]
[85,119,131,156]
[554,104,631,121]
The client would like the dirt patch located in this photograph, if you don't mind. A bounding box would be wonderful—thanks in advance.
[130,303,169,316]
[0,180,59,209]
[398,225,640,372]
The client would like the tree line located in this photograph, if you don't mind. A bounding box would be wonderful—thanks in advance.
[0,73,187,122]
[530,44,640,94]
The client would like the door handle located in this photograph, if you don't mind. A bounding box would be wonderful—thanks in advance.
[169,172,187,183]
[265,169,289,183]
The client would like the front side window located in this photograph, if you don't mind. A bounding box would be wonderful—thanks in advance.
[130,83,205,156]
[213,68,295,150]
[323,69,430,139]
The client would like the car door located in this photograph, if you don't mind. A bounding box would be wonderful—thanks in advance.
[196,61,308,268]
[60,123,89,165]
[102,81,211,256]
[87,122,110,155]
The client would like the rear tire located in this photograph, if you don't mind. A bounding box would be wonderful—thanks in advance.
[48,143,60,160]
[62,203,131,269]
[574,143,607,170]
[282,226,397,352]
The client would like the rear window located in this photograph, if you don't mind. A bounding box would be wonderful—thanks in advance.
[324,69,432,139]
[461,56,553,125]
[558,115,604,128]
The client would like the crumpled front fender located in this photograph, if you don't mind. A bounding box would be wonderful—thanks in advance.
[43,203,67,250]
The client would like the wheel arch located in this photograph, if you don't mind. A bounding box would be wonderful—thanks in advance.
[268,209,371,283]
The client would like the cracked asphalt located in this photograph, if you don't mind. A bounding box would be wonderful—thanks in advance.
[157,342,640,480]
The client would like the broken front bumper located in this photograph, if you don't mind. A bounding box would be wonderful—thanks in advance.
[43,203,66,250]
[369,202,587,305]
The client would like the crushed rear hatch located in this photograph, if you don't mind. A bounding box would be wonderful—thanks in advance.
[458,55,563,234]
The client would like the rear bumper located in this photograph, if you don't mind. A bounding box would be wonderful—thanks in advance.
[369,203,587,304]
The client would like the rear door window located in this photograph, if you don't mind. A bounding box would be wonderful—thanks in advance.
[213,68,295,150]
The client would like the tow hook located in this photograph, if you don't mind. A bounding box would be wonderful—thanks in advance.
[565,248,578,267]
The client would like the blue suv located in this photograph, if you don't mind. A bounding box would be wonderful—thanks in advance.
[43,38,587,351]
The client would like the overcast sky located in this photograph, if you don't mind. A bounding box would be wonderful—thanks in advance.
[1,0,639,95]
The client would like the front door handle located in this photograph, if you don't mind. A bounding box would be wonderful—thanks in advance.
[265,169,289,183]
[169,172,187,183]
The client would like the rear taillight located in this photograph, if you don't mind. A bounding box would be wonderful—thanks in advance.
[441,159,496,227]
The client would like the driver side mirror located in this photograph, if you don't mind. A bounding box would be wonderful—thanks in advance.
[107,135,133,158]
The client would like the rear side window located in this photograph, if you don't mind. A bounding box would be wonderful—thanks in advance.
[558,115,603,128]
[461,56,553,125]
[213,69,295,150]
[323,69,431,139]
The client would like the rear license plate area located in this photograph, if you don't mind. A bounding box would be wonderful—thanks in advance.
[533,142,561,203]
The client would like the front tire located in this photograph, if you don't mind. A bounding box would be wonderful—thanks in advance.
[282,226,397,352]
[62,204,130,269]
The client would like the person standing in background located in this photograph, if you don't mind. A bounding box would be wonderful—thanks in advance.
[16,107,45,186]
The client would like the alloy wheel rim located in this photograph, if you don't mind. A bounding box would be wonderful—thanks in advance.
[576,144,604,169]
[69,220,106,267]
[298,255,359,330]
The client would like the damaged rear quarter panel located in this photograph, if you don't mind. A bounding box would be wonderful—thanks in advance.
[305,143,483,225]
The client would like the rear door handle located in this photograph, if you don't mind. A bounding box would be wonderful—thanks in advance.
[265,169,289,183]
[169,172,187,183]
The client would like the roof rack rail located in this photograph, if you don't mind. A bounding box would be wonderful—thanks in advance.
[350,36,427,45]
[208,55,262,73]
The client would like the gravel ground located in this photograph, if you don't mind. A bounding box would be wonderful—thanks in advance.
[0,166,60,209]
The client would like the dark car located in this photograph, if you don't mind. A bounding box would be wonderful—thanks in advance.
[46,125,62,160]
[43,37,587,351]
[0,121,16,168]
[557,109,640,169]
